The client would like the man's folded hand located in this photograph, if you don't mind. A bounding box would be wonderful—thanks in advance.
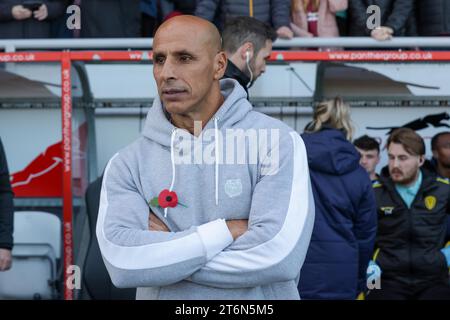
[148,213,170,232]
[225,219,248,240]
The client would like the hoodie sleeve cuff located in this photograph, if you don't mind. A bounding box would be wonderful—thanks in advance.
[197,219,233,260]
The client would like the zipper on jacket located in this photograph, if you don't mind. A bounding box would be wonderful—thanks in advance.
[407,206,413,287]
[405,181,426,288]
[372,248,380,261]
[393,185,416,287]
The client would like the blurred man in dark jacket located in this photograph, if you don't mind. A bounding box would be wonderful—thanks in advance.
[80,0,141,37]
[195,0,293,39]
[431,132,450,180]
[429,131,450,244]
[417,0,450,36]
[348,0,415,40]
[0,138,13,272]
[0,0,67,38]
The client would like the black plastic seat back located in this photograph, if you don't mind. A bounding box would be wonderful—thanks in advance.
[83,175,136,300]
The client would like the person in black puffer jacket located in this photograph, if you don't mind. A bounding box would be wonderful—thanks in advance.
[0,0,67,39]
[417,0,450,36]
[195,0,293,38]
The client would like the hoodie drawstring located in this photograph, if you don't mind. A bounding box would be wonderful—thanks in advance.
[214,117,219,206]
[165,128,177,218]
[165,120,219,218]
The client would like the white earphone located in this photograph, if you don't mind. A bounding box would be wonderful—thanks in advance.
[245,49,253,88]
[245,50,250,63]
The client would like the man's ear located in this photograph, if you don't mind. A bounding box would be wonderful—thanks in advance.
[213,51,227,80]
[240,42,254,61]
[418,155,425,167]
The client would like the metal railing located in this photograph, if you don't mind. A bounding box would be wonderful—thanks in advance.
[1,37,450,52]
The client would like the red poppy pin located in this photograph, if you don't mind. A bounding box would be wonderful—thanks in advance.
[149,189,187,209]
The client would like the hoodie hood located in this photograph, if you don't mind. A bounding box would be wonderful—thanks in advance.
[301,127,360,175]
[142,78,251,147]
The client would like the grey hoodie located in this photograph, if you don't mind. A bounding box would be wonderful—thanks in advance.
[96,79,315,300]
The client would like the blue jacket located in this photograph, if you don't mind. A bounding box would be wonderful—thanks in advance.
[298,128,377,299]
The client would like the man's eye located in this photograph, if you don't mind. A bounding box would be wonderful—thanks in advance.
[155,57,165,64]
[180,55,192,62]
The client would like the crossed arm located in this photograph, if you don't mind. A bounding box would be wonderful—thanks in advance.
[149,212,247,241]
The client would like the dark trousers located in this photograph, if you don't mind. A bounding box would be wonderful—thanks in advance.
[366,279,450,300]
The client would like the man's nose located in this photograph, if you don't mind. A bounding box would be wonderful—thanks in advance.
[392,158,400,168]
[160,59,176,80]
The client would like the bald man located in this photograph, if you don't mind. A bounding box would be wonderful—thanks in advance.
[97,16,314,300]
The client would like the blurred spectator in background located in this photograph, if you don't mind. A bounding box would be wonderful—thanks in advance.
[221,16,277,97]
[417,0,450,37]
[290,0,347,38]
[298,98,377,299]
[348,0,414,41]
[80,0,141,37]
[431,131,450,179]
[195,0,294,39]
[0,0,67,38]
[160,0,196,21]
[429,131,450,245]
[141,0,157,37]
[335,7,348,36]
[0,137,13,272]
[354,135,381,183]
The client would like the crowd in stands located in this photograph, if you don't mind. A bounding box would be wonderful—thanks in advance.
[0,0,449,42]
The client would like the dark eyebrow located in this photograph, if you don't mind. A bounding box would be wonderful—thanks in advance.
[153,50,197,60]
[173,50,197,58]
[153,51,165,59]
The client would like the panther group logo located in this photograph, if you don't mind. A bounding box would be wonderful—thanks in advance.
[367,112,450,135]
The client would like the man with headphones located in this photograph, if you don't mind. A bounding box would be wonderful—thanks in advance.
[221,16,277,98]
